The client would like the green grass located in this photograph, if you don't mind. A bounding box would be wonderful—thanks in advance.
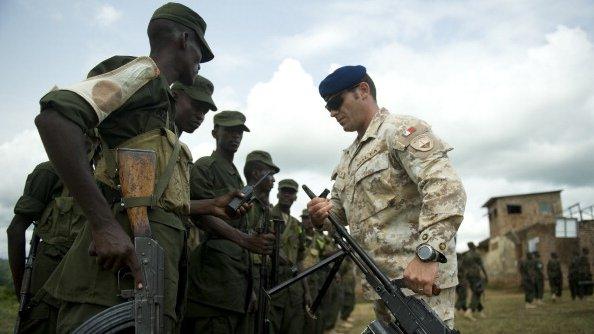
[343,289,594,334]
[1,287,592,333]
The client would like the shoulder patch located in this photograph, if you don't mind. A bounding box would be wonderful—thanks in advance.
[59,56,159,124]
[392,115,431,150]
[410,134,434,152]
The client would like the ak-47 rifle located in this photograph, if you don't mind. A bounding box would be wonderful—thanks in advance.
[73,148,165,334]
[299,185,457,334]
[14,232,41,334]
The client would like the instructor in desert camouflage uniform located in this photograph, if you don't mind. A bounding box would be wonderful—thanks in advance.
[307,65,466,328]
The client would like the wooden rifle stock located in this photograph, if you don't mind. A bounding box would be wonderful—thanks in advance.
[117,148,156,237]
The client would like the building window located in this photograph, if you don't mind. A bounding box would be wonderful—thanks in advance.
[539,202,553,214]
[555,217,578,238]
[528,237,539,252]
[507,204,522,214]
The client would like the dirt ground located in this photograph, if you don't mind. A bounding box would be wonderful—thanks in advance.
[334,289,594,334]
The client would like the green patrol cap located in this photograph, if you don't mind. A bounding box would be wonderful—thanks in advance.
[246,150,280,173]
[151,2,214,63]
[278,179,299,192]
[301,209,309,217]
[170,75,217,111]
[214,110,250,132]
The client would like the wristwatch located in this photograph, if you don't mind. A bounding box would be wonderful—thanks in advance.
[416,244,447,263]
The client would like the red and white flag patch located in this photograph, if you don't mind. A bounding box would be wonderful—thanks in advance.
[403,127,416,137]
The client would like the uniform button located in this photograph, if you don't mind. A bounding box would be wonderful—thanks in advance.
[439,243,446,251]
[422,234,428,241]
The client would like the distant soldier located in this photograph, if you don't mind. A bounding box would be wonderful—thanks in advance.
[520,252,537,308]
[546,252,562,301]
[568,250,580,300]
[301,208,326,334]
[337,257,356,330]
[270,179,308,334]
[243,151,280,332]
[462,242,488,319]
[578,247,592,298]
[455,254,468,316]
[533,251,545,304]
[7,141,94,334]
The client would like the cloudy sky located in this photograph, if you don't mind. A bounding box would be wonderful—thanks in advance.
[1,0,593,257]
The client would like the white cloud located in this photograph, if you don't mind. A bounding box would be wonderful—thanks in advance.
[94,4,122,27]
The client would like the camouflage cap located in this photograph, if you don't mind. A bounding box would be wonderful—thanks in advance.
[214,110,250,132]
[245,150,279,173]
[301,208,309,217]
[151,2,214,63]
[171,75,217,111]
[278,179,298,192]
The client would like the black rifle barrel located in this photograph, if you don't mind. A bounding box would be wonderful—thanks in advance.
[14,233,41,334]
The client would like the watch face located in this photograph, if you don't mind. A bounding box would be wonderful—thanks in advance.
[418,245,432,261]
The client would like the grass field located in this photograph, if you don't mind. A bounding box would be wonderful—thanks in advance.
[1,287,592,333]
[342,289,594,334]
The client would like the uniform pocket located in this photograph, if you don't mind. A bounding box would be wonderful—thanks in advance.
[352,152,399,222]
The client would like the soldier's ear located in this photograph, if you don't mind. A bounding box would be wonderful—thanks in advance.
[359,82,370,99]
[179,31,189,50]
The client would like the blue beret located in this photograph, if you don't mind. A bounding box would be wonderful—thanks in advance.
[319,65,366,100]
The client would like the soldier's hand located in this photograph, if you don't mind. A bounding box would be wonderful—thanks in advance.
[403,257,439,297]
[307,197,333,228]
[88,220,143,290]
[212,191,252,220]
[241,233,275,254]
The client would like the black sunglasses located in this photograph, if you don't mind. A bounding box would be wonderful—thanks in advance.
[324,83,361,111]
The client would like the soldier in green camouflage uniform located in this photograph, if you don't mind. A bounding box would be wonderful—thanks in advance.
[243,151,280,333]
[183,111,275,333]
[8,156,93,333]
[519,252,536,308]
[533,251,545,304]
[170,76,220,253]
[301,209,326,334]
[454,254,468,315]
[568,251,580,300]
[546,252,562,301]
[462,242,487,318]
[32,3,250,332]
[269,179,308,334]
[578,248,592,298]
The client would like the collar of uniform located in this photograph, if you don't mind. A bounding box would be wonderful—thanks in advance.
[211,151,238,175]
[360,108,388,142]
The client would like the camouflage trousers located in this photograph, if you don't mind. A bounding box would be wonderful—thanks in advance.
[535,278,544,299]
[373,287,455,329]
[467,276,484,312]
[548,276,562,297]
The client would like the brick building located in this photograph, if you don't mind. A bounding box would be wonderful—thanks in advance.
[478,190,589,287]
